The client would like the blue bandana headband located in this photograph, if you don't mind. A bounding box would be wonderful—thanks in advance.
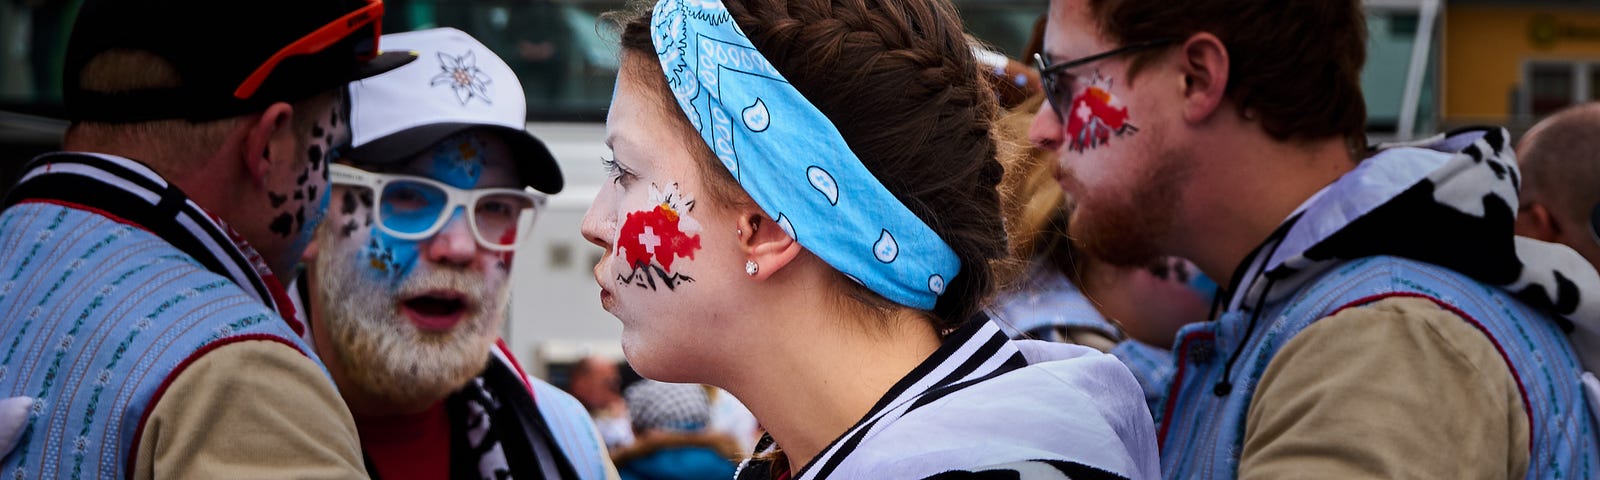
[650,0,960,309]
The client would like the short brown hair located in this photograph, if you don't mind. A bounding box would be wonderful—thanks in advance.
[614,0,1009,331]
[1088,0,1369,155]
[69,49,338,170]
[1519,103,1600,223]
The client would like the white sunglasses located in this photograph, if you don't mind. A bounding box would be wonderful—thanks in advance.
[330,163,548,252]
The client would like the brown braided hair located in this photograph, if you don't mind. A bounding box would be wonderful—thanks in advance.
[612,0,1009,332]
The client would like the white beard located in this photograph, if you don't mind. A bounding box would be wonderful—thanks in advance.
[312,238,509,407]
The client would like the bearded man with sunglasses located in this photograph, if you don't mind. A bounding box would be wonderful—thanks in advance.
[292,28,614,480]
[1030,0,1600,478]
[0,0,413,477]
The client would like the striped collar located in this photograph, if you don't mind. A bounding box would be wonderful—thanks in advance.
[738,317,1028,480]
[3,152,303,334]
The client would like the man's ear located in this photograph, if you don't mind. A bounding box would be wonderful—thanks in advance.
[738,210,801,281]
[1177,32,1230,124]
[1516,202,1562,242]
[241,101,297,188]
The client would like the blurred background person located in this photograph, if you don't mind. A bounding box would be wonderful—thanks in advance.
[990,96,1213,352]
[1515,101,1600,272]
[569,355,637,451]
[612,381,741,480]
[983,16,1212,422]
[705,386,761,455]
[989,93,1211,423]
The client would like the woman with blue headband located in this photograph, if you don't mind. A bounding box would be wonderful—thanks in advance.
[580,0,1159,478]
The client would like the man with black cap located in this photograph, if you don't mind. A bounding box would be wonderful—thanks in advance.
[0,0,412,477]
[294,27,616,479]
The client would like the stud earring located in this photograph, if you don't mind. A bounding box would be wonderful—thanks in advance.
[745,260,759,276]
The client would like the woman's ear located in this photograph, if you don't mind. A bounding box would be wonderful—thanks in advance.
[738,210,801,281]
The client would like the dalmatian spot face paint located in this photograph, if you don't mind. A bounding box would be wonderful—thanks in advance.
[615,183,701,291]
[268,93,346,249]
[1065,72,1139,153]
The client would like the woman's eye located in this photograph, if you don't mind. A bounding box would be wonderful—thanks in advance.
[601,157,636,186]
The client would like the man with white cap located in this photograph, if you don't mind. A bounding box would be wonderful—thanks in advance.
[293,27,615,479]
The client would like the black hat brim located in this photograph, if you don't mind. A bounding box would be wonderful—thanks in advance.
[345,122,564,194]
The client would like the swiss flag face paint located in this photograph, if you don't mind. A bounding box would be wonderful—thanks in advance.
[618,204,701,272]
[1065,78,1139,153]
[613,183,702,291]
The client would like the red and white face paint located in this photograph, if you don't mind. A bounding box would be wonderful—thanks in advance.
[615,183,703,291]
[1065,73,1138,153]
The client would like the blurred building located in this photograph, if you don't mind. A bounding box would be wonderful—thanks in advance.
[1441,1,1600,132]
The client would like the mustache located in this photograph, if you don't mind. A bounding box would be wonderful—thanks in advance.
[395,267,489,302]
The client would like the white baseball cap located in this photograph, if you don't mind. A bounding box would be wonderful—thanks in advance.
[346,27,563,194]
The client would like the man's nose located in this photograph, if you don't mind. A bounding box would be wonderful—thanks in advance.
[1029,102,1065,152]
[425,208,478,266]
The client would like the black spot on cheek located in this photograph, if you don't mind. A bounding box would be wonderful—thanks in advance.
[268,191,288,208]
[296,167,310,186]
[270,213,294,237]
[341,220,358,238]
[341,190,358,215]
[311,125,325,138]
[307,185,319,202]
[295,205,306,232]
[358,191,373,208]
[294,190,304,201]
[307,145,323,167]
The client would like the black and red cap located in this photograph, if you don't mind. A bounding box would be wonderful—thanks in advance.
[63,0,415,123]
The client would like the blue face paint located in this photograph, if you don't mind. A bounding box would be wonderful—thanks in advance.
[429,133,486,189]
[287,185,330,274]
[355,132,485,288]
[363,228,421,289]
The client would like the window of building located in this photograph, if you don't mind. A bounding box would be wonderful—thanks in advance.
[1522,60,1600,118]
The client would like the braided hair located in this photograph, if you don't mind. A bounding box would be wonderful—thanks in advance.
[614,0,1008,332]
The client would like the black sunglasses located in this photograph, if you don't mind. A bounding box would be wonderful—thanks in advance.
[1033,39,1178,121]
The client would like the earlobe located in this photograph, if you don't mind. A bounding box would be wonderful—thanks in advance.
[739,212,801,281]
[1179,33,1230,124]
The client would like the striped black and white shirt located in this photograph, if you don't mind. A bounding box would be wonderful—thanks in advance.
[735,317,1159,479]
